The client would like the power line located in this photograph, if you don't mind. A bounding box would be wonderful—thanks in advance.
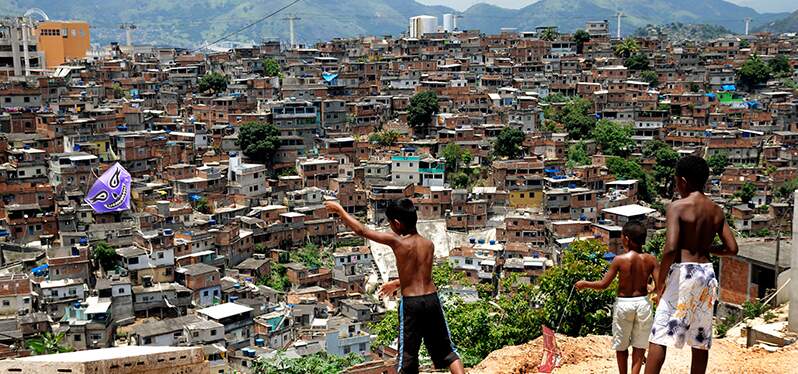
[189,0,303,53]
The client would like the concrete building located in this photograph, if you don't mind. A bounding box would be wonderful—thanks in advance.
[0,346,209,374]
[0,17,45,78]
[34,20,90,68]
[409,15,437,38]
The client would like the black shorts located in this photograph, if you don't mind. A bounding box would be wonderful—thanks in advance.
[398,292,460,374]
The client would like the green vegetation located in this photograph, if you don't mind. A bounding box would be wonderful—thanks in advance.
[368,129,400,146]
[262,58,282,77]
[707,152,729,176]
[738,55,771,91]
[643,140,679,197]
[250,351,364,374]
[642,230,666,256]
[493,127,525,159]
[591,119,634,157]
[768,54,792,77]
[371,240,615,366]
[736,181,757,204]
[546,97,595,140]
[566,141,590,168]
[236,122,281,166]
[573,29,591,54]
[634,23,732,41]
[606,157,656,202]
[93,241,119,272]
[198,72,228,94]
[194,196,211,214]
[27,332,72,355]
[614,38,640,58]
[640,70,659,88]
[291,242,328,269]
[407,91,439,131]
[777,177,798,200]
[441,143,472,173]
[624,53,650,71]
[111,83,126,99]
[539,27,558,41]
[260,263,289,291]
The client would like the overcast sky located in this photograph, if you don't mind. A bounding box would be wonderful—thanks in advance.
[417,0,797,14]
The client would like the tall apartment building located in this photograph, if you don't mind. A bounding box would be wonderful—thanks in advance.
[0,17,44,78]
[35,20,90,68]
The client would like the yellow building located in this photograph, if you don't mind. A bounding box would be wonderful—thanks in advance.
[508,189,543,209]
[34,20,90,68]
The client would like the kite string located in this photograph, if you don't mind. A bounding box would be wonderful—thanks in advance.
[554,285,576,333]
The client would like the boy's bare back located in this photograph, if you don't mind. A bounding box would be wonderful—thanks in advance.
[391,234,437,297]
[667,192,733,263]
[614,251,657,297]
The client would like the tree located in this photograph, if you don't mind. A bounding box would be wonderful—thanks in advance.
[407,91,439,134]
[194,196,211,214]
[441,143,469,173]
[493,127,525,159]
[614,38,640,58]
[93,241,119,272]
[739,39,750,49]
[370,309,399,347]
[548,97,595,140]
[738,55,771,91]
[573,29,591,54]
[707,152,729,176]
[768,54,791,77]
[736,181,757,204]
[198,72,228,94]
[368,129,400,146]
[652,147,679,197]
[251,351,364,374]
[292,242,324,269]
[777,177,798,200]
[606,156,656,202]
[642,230,666,256]
[111,83,126,99]
[640,70,659,88]
[260,263,289,291]
[236,122,280,166]
[539,27,558,41]
[262,58,281,77]
[27,332,72,355]
[566,141,590,168]
[624,53,650,71]
[591,119,634,157]
[535,239,616,337]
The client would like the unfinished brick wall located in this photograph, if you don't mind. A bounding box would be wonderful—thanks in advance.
[720,257,750,305]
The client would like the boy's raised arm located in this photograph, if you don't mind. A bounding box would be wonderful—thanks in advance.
[324,201,400,246]
[657,204,681,297]
[576,257,619,291]
[711,218,739,257]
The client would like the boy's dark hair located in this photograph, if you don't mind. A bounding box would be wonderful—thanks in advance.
[386,198,418,231]
[675,155,710,191]
[622,221,647,248]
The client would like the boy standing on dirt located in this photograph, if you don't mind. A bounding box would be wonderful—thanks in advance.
[325,198,465,374]
[576,221,658,374]
[644,155,739,374]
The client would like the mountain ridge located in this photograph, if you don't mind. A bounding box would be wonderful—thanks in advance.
[0,0,791,47]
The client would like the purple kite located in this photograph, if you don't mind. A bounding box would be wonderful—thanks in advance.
[84,163,132,213]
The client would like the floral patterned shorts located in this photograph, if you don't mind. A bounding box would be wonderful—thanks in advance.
[649,262,718,350]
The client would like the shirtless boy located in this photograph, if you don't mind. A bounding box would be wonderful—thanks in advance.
[325,198,465,374]
[576,221,658,374]
[645,155,739,374]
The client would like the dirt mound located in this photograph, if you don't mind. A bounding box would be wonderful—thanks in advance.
[470,334,798,374]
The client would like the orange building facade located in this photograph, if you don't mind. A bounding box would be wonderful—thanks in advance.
[34,20,90,68]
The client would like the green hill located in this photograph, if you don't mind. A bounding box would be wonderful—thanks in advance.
[756,9,798,34]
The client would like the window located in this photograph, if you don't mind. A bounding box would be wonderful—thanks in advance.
[203,290,209,297]
[193,331,199,337]
[210,329,217,336]
[343,346,351,354]
[1,300,8,306]
[118,287,125,294]
[143,337,152,344]
[74,334,81,341]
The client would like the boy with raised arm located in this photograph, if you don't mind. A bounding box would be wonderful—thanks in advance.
[645,156,739,374]
[576,221,658,374]
[324,198,465,374]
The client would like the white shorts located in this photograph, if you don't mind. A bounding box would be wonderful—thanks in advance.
[612,296,654,351]
[649,262,718,350]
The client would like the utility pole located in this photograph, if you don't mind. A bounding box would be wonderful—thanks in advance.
[119,23,136,47]
[744,17,752,36]
[283,15,301,49]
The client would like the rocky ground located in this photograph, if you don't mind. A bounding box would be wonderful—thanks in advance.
[468,334,798,374]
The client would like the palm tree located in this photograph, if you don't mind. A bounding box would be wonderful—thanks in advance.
[27,332,72,355]
[614,38,640,58]
[539,27,559,42]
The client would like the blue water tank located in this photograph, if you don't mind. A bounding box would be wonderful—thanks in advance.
[469,238,476,244]
[71,247,80,256]
[478,239,486,244]
[117,125,128,131]
[229,296,239,302]
[163,228,173,236]
[233,283,241,289]
[79,237,88,245]
[489,239,496,245]
[209,219,217,225]
[255,338,265,347]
